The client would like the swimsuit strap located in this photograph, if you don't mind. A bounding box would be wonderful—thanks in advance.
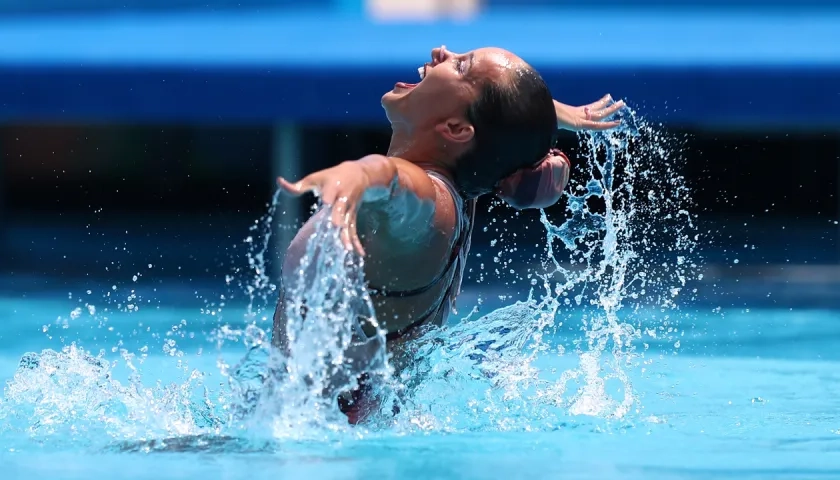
[366,171,475,340]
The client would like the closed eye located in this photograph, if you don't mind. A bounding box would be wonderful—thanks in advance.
[456,59,466,74]
[457,52,475,76]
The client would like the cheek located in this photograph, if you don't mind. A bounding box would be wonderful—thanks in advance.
[422,75,458,99]
[427,88,467,115]
[406,87,441,117]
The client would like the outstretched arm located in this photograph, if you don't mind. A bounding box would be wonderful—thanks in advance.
[554,94,626,132]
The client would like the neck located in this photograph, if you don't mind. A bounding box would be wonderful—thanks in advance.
[385,124,416,159]
[386,123,456,176]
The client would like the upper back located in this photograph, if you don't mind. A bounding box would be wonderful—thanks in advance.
[359,168,463,294]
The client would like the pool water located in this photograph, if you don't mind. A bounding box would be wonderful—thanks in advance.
[1,295,840,480]
[3,115,839,479]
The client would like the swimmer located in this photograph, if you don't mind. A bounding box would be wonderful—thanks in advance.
[271,46,625,423]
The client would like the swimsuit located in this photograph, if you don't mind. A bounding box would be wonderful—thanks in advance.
[338,171,476,423]
[370,171,476,341]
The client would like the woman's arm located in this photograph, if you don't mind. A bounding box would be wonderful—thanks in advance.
[277,154,439,256]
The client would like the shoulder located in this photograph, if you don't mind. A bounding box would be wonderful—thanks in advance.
[426,172,460,234]
[362,159,458,255]
[389,158,459,235]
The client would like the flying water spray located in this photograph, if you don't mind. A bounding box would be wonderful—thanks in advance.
[0,103,699,446]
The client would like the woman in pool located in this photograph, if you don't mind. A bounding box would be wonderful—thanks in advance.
[272,46,624,423]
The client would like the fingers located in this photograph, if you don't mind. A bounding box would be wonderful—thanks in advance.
[585,94,614,110]
[277,176,314,197]
[329,195,366,257]
[348,216,366,257]
[329,193,348,228]
[330,199,352,252]
[588,100,626,121]
[282,176,365,256]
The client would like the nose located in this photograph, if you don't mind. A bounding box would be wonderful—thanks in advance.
[430,45,449,66]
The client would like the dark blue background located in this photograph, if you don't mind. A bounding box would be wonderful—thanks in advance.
[0,10,837,128]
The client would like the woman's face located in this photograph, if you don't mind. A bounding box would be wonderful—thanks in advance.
[382,46,522,136]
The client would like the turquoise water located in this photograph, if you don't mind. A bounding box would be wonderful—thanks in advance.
[3,116,840,479]
[2,298,839,479]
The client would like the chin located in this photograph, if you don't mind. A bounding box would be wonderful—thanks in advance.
[381,90,395,106]
[380,93,400,121]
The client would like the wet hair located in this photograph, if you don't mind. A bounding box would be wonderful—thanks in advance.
[452,67,557,199]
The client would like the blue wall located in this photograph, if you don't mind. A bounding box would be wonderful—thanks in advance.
[0,9,837,128]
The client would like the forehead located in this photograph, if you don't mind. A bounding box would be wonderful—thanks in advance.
[469,47,527,81]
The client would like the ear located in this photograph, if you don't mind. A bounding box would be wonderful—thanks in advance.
[435,118,475,144]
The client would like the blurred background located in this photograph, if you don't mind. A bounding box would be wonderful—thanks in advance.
[0,0,838,311]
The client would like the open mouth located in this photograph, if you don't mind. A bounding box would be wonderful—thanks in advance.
[394,63,429,90]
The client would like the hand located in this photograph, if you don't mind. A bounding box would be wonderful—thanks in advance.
[278,160,388,256]
[555,94,626,132]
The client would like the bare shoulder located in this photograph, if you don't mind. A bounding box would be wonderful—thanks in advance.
[426,171,459,237]
[388,158,458,242]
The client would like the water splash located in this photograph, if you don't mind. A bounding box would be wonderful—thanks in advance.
[0,344,220,450]
[223,208,391,441]
[380,108,699,430]
[228,190,285,320]
[0,191,304,449]
[0,103,698,447]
